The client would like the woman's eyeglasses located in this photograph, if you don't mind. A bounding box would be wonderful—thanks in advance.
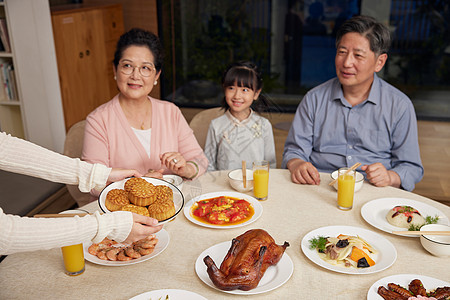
[118,63,156,77]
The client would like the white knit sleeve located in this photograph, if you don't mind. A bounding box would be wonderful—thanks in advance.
[92,211,133,243]
[0,132,111,192]
[0,208,133,255]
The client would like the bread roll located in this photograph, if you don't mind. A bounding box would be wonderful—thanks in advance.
[386,205,426,228]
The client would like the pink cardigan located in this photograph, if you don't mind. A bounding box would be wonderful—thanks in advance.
[82,96,207,178]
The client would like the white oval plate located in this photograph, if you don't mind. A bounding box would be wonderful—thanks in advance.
[367,274,450,299]
[129,289,207,300]
[83,229,169,266]
[195,241,293,295]
[301,225,397,275]
[361,198,449,237]
[183,191,263,229]
[98,177,184,225]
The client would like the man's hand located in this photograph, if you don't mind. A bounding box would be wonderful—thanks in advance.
[361,163,401,188]
[287,158,320,185]
[122,213,163,244]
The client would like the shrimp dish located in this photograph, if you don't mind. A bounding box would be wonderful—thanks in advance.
[88,235,158,261]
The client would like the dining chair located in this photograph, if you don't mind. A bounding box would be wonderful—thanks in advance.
[189,107,224,149]
[63,120,91,207]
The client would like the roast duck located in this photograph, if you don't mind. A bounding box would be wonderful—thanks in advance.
[203,229,289,291]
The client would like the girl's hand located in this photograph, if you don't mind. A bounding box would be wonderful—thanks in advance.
[160,152,193,178]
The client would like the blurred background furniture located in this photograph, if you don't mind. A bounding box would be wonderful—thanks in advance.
[189,107,223,149]
[0,0,66,152]
[0,170,67,216]
[63,120,91,207]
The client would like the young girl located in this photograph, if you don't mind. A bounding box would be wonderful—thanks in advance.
[204,61,276,171]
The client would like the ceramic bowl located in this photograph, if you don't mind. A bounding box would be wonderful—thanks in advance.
[228,169,254,192]
[420,224,450,257]
[163,174,183,190]
[330,169,364,192]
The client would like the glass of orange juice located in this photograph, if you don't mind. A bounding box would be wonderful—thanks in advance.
[252,160,269,201]
[337,168,356,210]
[61,243,85,276]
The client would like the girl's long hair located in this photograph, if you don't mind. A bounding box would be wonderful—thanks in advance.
[221,61,270,113]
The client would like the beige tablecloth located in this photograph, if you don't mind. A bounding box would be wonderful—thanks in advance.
[1,169,449,299]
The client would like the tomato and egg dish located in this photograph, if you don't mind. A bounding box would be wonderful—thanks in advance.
[191,196,254,225]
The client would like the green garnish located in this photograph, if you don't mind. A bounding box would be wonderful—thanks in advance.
[425,215,440,224]
[408,224,422,231]
[400,206,415,212]
[308,236,328,252]
[408,215,439,231]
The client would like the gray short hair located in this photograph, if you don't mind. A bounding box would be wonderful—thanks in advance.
[335,15,391,56]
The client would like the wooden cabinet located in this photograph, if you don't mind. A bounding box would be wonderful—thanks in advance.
[51,4,124,131]
[0,0,66,152]
[84,0,160,99]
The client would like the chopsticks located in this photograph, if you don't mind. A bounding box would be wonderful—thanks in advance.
[34,213,90,218]
[328,162,362,186]
[392,231,450,236]
[242,160,247,188]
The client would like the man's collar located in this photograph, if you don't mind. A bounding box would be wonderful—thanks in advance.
[331,74,380,105]
[366,73,381,105]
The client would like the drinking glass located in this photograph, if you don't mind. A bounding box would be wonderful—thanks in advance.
[337,168,356,210]
[252,161,269,200]
[61,243,85,276]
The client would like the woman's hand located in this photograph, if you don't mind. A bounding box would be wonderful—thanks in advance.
[160,152,195,178]
[108,168,142,182]
[122,213,163,244]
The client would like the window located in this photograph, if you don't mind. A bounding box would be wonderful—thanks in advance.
[159,0,450,120]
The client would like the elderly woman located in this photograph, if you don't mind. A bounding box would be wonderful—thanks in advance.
[82,28,207,181]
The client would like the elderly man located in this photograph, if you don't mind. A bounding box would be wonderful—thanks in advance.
[282,15,423,191]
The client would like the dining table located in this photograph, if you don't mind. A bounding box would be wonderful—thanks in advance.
[0,169,449,299]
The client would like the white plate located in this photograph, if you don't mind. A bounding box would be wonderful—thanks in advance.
[183,191,263,229]
[301,225,397,275]
[361,198,449,237]
[129,289,207,300]
[195,241,293,295]
[83,229,169,266]
[98,177,184,225]
[367,274,450,300]
[59,209,89,215]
